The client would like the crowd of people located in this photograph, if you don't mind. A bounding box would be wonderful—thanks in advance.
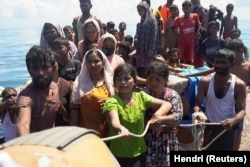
[0,0,248,166]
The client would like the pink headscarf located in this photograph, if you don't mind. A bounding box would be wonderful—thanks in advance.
[98,33,124,70]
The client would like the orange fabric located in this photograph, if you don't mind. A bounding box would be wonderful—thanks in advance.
[160,5,172,25]
[79,84,110,138]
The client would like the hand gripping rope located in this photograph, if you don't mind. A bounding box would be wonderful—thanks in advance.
[102,112,228,151]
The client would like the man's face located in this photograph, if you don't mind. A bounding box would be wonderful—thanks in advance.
[29,62,54,89]
[214,58,231,76]
[44,28,59,43]
[80,1,91,14]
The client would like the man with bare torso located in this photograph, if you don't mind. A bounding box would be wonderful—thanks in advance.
[220,3,238,39]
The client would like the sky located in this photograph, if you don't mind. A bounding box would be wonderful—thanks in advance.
[0,0,250,30]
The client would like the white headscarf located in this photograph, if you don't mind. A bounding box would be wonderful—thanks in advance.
[71,49,114,104]
[82,18,101,41]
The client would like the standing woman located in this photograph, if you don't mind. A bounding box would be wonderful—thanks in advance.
[70,49,115,138]
[144,61,183,167]
[98,33,124,70]
[78,18,101,62]
[135,1,159,77]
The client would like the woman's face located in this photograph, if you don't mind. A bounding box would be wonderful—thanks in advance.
[102,38,115,56]
[137,6,146,17]
[44,28,60,43]
[146,73,166,94]
[84,24,98,42]
[115,72,135,94]
[86,52,104,75]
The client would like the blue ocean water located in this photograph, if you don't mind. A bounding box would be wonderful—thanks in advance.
[0,20,249,88]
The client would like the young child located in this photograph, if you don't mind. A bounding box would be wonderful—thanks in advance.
[220,3,238,39]
[117,41,136,67]
[63,25,75,44]
[103,63,172,167]
[118,22,127,42]
[51,37,81,82]
[144,61,183,167]
[78,18,101,62]
[164,4,179,58]
[171,0,201,65]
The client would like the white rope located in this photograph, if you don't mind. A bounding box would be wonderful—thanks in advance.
[102,119,228,151]
[102,121,151,142]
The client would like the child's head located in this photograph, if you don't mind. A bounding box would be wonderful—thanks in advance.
[168,48,180,63]
[169,4,179,17]
[118,41,131,56]
[230,28,241,39]
[63,25,74,41]
[51,37,70,64]
[118,22,127,31]
[207,20,220,36]
[124,35,133,45]
[182,0,192,15]
[226,3,234,14]
[113,63,137,92]
[110,28,119,41]
[107,21,115,33]
[82,19,100,43]
[145,61,169,91]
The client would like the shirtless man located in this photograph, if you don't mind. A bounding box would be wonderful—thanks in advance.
[72,0,103,45]
[220,3,238,39]
[194,49,246,150]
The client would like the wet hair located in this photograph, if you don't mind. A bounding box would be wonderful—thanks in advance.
[51,37,70,48]
[1,87,17,100]
[26,45,56,72]
[113,63,137,84]
[215,49,235,64]
[207,20,220,36]
[145,61,169,80]
[63,25,73,31]
[85,49,104,62]
[182,0,192,8]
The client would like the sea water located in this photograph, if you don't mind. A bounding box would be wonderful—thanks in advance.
[0,20,249,88]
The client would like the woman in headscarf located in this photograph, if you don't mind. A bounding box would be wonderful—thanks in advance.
[78,18,101,62]
[40,22,78,60]
[135,1,159,78]
[70,49,114,138]
[98,33,124,70]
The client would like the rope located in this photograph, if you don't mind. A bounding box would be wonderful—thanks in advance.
[102,121,151,142]
[102,120,228,151]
